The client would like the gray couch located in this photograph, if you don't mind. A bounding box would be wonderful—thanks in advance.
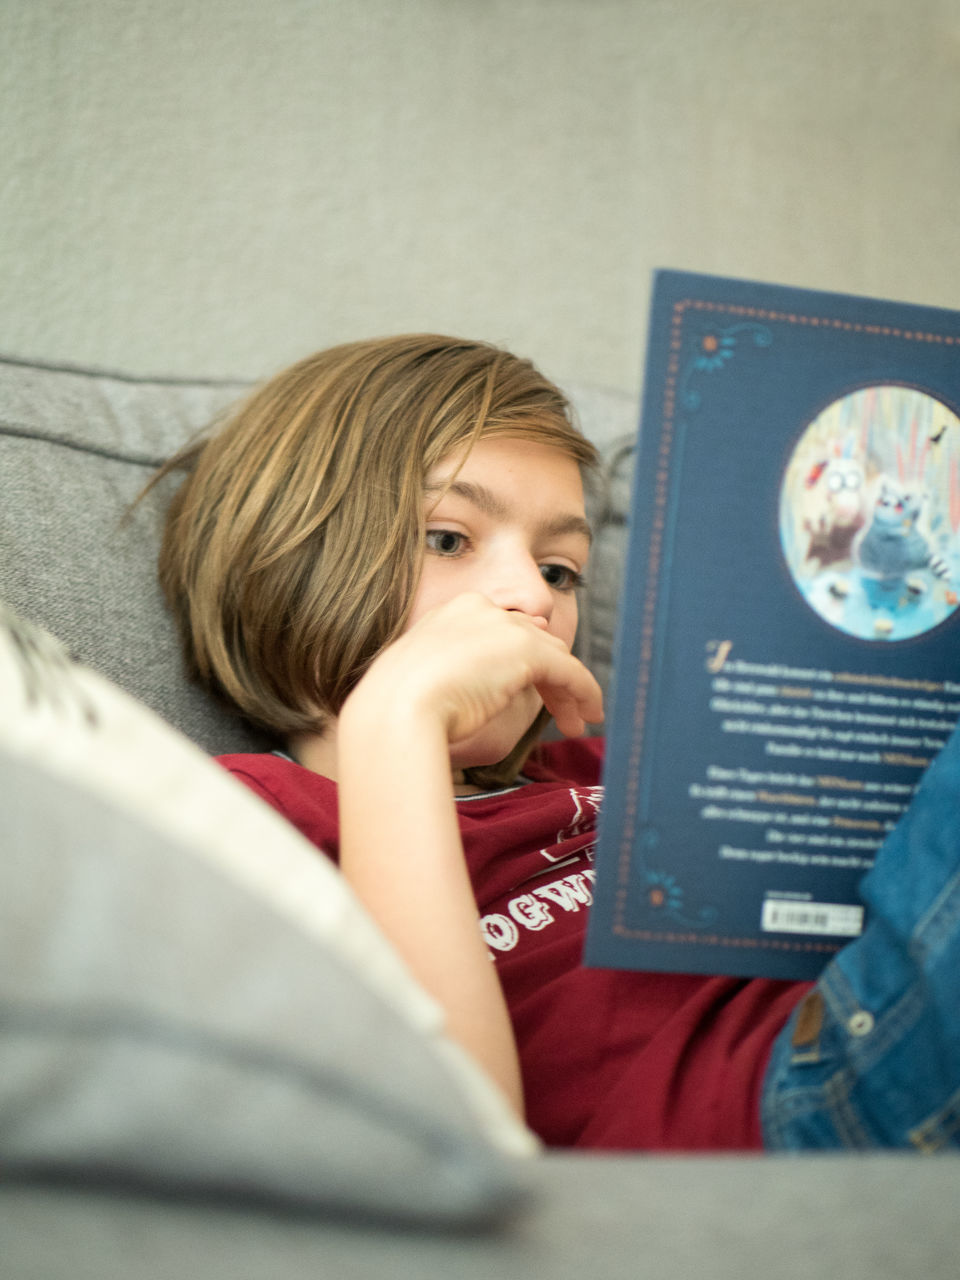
[1,352,958,1279]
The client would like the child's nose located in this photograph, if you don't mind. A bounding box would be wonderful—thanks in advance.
[487,555,554,622]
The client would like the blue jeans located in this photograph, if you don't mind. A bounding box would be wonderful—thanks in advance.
[762,720,960,1150]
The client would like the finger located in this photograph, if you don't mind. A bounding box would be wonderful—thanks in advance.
[535,661,604,737]
[544,690,604,738]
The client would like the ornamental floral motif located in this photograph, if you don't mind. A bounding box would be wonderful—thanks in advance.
[694,332,736,372]
[634,828,719,929]
[644,870,685,914]
[680,321,772,410]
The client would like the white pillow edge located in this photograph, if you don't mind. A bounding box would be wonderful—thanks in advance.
[0,619,538,1157]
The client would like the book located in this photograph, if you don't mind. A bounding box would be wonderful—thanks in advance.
[585,270,960,981]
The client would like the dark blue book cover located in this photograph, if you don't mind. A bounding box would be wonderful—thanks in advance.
[585,270,960,980]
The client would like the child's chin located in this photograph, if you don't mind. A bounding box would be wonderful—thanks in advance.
[452,705,541,771]
[453,737,517,771]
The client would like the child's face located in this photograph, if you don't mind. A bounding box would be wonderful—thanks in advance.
[408,435,592,768]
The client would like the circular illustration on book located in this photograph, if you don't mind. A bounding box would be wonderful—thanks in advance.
[779,385,960,641]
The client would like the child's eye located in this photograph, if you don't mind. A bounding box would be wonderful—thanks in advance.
[425,529,467,556]
[540,563,585,592]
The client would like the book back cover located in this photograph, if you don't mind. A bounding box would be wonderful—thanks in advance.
[586,271,960,980]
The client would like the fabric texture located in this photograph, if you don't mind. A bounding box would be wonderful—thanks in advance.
[0,603,536,1225]
[220,741,807,1151]
[0,354,267,754]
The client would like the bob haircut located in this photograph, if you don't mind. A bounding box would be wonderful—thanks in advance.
[156,334,598,787]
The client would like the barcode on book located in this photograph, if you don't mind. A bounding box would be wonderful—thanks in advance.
[761,899,864,938]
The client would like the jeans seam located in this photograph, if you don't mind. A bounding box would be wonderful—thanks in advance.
[912,863,960,957]
[823,1069,873,1147]
[909,1082,960,1152]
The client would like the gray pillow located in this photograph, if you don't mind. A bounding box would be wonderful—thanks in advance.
[0,354,266,754]
[0,603,536,1225]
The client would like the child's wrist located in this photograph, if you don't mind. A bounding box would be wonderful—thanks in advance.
[344,649,456,737]
[340,678,448,757]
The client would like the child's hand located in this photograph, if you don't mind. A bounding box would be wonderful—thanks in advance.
[348,592,603,746]
[336,592,595,1115]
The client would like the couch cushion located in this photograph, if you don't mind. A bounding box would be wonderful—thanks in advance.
[0,602,536,1224]
[0,354,268,753]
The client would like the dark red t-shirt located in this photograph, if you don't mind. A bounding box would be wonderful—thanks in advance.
[218,740,807,1151]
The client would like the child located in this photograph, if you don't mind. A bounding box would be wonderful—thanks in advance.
[157,335,960,1152]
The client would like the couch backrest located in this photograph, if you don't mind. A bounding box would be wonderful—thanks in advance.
[0,353,637,753]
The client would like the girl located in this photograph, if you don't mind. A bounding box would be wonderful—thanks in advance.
[157,335,960,1151]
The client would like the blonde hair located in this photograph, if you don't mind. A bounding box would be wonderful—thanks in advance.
[157,334,597,786]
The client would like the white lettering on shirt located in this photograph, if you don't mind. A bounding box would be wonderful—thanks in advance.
[508,894,554,930]
[540,786,604,860]
[480,869,598,956]
[481,914,520,952]
[533,870,594,912]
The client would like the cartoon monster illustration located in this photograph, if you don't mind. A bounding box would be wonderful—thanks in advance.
[802,451,867,572]
[855,479,949,586]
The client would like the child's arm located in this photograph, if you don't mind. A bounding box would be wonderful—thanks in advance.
[334,593,603,1116]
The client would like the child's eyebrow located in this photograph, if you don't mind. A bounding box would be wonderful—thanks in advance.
[424,478,593,544]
